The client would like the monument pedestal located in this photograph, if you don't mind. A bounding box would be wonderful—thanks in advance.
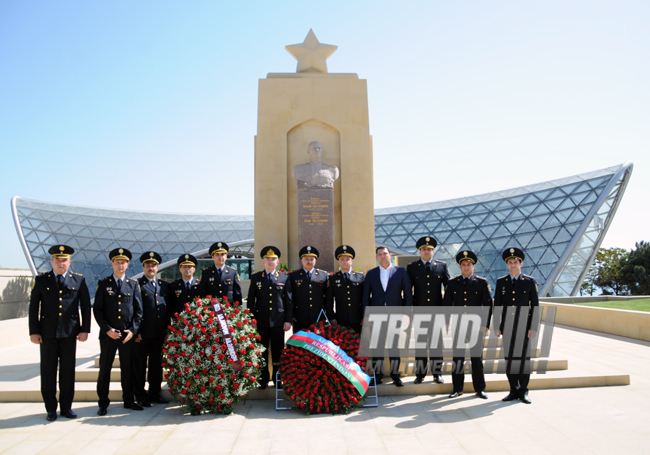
[297,188,335,272]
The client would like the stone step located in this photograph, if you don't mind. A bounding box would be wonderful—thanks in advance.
[0,371,629,403]
[92,344,520,369]
[76,358,568,382]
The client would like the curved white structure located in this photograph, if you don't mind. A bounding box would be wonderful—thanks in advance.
[12,162,632,298]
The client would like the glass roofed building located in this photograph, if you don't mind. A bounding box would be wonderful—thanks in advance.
[12,162,632,298]
[375,162,633,297]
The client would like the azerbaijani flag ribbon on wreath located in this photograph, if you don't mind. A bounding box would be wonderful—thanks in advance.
[287,330,371,396]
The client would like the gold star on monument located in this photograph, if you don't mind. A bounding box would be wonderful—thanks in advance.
[286,29,337,73]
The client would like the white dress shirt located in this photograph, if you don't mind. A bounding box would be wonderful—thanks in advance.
[379,264,393,291]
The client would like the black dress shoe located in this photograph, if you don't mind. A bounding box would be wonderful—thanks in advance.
[392,378,404,387]
[137,400,152,408]
[97,407,108,416]
[46,411,57,421]
[125,402,144,411]
[502,391,519,402]
[433,374,445,384]
[368,378,375,387]
[61,409,77,419]
[149,396,169,404]
[448,391,463,398]
[413,376,424,384]
[259,382,268,390]
[476,391,488,399]
[519,391,532,404]
[274,380,283,389]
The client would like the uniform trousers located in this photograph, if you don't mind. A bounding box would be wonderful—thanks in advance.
[257,326,284,385]
[40,337,77,412]
[371,357,402,382]
[451,356,486,393]
[133,336,164,401]
[292,322,314,333]
[97,337,135,408]
[505,335,532,393]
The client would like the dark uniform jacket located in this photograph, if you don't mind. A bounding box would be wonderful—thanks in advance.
[287,268,328,325]
[93,276,143,339]
[29,271,91,338]
[198,265,243,304]
[167,277,200,315]
[326,270,365,326]
[493,274,539,333]
[443,275,493,329]
[137,277,169,339]
[407,259,451,306]
[362,266,413,310]
[247,270,291,328]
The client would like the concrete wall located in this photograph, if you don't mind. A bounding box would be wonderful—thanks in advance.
[0,317,30,349]
[0,268,33,321]
[541,301,650,342]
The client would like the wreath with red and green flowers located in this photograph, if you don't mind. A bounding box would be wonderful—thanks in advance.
[163,296,265,415]
[279,321,369,414]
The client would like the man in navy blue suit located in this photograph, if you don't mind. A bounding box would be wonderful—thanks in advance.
[362,246,413,386]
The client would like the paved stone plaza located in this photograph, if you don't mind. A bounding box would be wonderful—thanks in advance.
[1,324,649,454]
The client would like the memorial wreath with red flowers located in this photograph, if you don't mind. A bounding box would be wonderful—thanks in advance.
[163,296,265,415]
[279,321,370,414]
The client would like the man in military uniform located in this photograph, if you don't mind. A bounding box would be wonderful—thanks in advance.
[494,247,539,404]
[93,248,144,415]
[29,245,91,421]
[406,236,451,384]
[247,246,292,389]
[167,254,200,315]
[287,246,328,332]
[326,245,365,334]
[134,251,169,406]
[443,250,492,399]
[198,242,243,304]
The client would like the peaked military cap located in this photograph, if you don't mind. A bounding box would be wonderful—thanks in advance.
[260,246,281,259]
[503,247,525,262]
[335,245,355,259]
[140,251,162,264]
[299,245,319,258]
[456,250,477,264]
[178,254,198,267]
[209,242,229,255]
[416,236,438,249]
[48,244,74,258]
[109,248,132,261]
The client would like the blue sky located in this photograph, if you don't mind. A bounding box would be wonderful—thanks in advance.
[1,0,648,268]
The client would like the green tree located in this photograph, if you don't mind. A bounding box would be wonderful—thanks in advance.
[580,264,598,296]
[592,247,629,296]
[620,241,650,295]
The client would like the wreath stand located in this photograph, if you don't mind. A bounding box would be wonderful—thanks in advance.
[275,309,378,411]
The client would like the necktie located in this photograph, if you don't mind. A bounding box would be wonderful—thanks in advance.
[186,281,190,291]
[57,274,64,288]
[344,272,349,282]
[464,277,469,287]
[307,271,312,282]
[151,279,156,290]
[425,262,431,273]
[217,268,222,279]
[117,279,122,292]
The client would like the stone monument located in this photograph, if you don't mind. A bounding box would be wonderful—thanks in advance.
[254,30,376,272]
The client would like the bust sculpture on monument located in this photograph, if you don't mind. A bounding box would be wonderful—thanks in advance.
[292,141,340,189]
